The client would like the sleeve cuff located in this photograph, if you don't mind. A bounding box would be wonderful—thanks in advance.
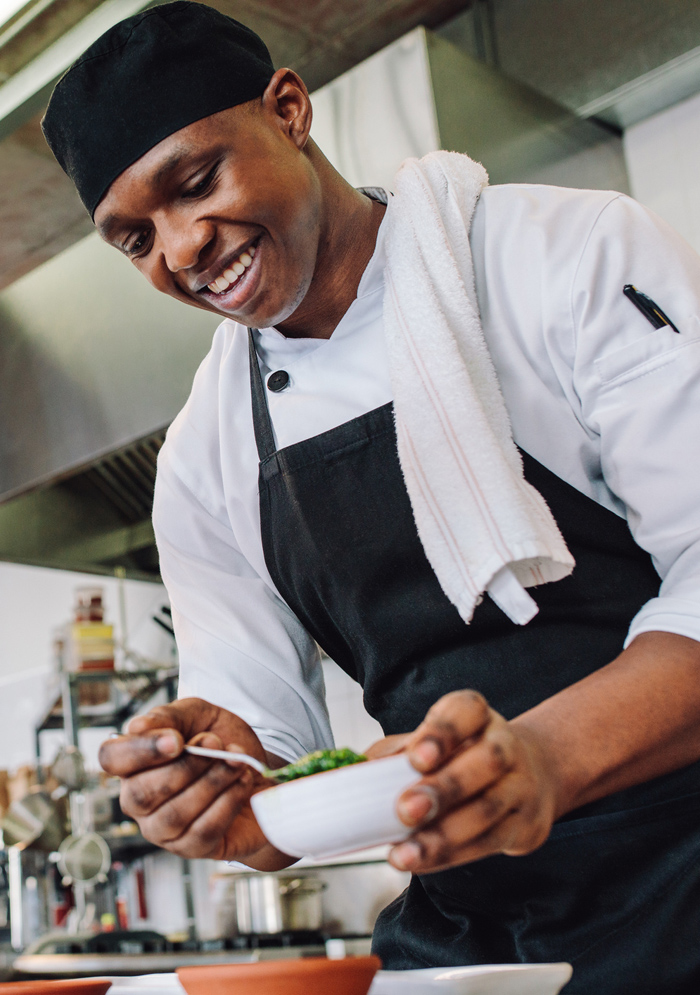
[256,727,333,765]
[625,597,700,648]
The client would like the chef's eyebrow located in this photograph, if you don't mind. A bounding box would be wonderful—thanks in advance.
[96,145,195,241]
[96,212,125,242]
[150,145,192,187]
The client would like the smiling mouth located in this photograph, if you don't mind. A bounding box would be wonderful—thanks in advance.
[203,241,258,296]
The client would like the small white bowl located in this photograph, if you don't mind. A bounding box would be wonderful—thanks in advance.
[250,753,421,859]
[370,963,573,994]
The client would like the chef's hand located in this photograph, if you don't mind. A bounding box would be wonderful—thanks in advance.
[382,690,559,874]
[98,697,294,870]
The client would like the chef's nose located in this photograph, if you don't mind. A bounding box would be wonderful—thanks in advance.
[161,219,215,274]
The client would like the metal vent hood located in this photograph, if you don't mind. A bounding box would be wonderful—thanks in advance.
[0,232,217,579]
[0,26,628,580]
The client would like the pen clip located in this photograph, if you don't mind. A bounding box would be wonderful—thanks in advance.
[623,284,680,333]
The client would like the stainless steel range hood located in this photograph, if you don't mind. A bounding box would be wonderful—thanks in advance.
[0,233,217,579]
[0,27,628,580]
[0,428,168,579]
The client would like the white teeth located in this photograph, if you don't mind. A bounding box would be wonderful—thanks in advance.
[206,243,257,294]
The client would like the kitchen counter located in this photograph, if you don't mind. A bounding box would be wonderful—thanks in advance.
[15,961,575,995]
[13,937,373,978]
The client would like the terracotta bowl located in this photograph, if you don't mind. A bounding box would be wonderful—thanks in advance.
[0,982,111,994]
[177,955,381,995]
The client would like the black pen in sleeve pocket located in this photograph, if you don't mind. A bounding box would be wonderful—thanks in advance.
[623,284,681,333]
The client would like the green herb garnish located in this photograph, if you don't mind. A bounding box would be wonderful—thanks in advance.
[274,747,367,782]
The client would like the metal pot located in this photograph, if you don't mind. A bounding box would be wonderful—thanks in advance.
[234,874,326,934]
[0,788,67,852]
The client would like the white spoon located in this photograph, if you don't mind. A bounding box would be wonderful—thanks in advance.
[184,744,273,777]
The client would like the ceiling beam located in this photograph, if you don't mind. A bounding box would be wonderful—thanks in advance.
[0,0,157,141]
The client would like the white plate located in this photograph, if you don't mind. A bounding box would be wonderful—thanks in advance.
[369,963,573,995]
[103,976,184,995]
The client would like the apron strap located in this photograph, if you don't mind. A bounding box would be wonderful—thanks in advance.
[248,327,277,462]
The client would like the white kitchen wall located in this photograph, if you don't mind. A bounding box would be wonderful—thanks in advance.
[322,657,383,753]
[0,562,172,771]
[310,28,439,192]
[624,89,700,253]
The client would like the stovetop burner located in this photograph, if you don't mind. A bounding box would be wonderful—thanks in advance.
[52,928,330,956]
[231,929,327,949]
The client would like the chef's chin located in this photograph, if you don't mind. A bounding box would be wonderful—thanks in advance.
[239,277,315,332]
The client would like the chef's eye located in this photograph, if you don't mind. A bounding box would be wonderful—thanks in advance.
[125,230,151,256]
[183,164,218,199]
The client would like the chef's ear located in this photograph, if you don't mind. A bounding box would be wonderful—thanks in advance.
[261,67,313,150]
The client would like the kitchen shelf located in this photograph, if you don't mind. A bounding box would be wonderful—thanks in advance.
[101,828,159,862]
[34,668,178,758]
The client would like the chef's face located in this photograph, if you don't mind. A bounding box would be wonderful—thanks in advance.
[94,69,321,329]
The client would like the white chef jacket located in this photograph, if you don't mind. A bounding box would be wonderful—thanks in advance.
[154,182,700,762]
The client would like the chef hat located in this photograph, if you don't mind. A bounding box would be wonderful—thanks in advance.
[41,1,275,218]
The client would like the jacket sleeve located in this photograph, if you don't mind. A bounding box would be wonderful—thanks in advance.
[571,193,700,647]
[153,442,334,762]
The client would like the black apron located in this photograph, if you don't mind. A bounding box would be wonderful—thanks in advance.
[248,330,700,994]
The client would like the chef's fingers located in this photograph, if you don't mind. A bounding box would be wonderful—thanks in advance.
[116,732,223,816]
[397,722,515,827]
[136,753,255,851]
[163,791,267,862]
[103,698,222,774]
[99,725,189,776]
[104,699,267,778]
[365,734,410,760]
[405,690,492,773]
[125,697,220,740]
[117,732,246,820]
[389,775,547,873]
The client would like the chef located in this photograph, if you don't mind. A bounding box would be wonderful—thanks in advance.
[42,2,700,991]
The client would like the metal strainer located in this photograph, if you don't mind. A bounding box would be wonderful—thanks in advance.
[58,832,111,884]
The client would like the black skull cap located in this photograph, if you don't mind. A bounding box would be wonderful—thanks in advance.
[41,1,275,218]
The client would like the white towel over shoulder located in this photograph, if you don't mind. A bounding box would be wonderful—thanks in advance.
[383,151,574,626]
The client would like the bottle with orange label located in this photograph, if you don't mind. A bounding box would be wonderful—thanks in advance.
[70,587,114,705]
